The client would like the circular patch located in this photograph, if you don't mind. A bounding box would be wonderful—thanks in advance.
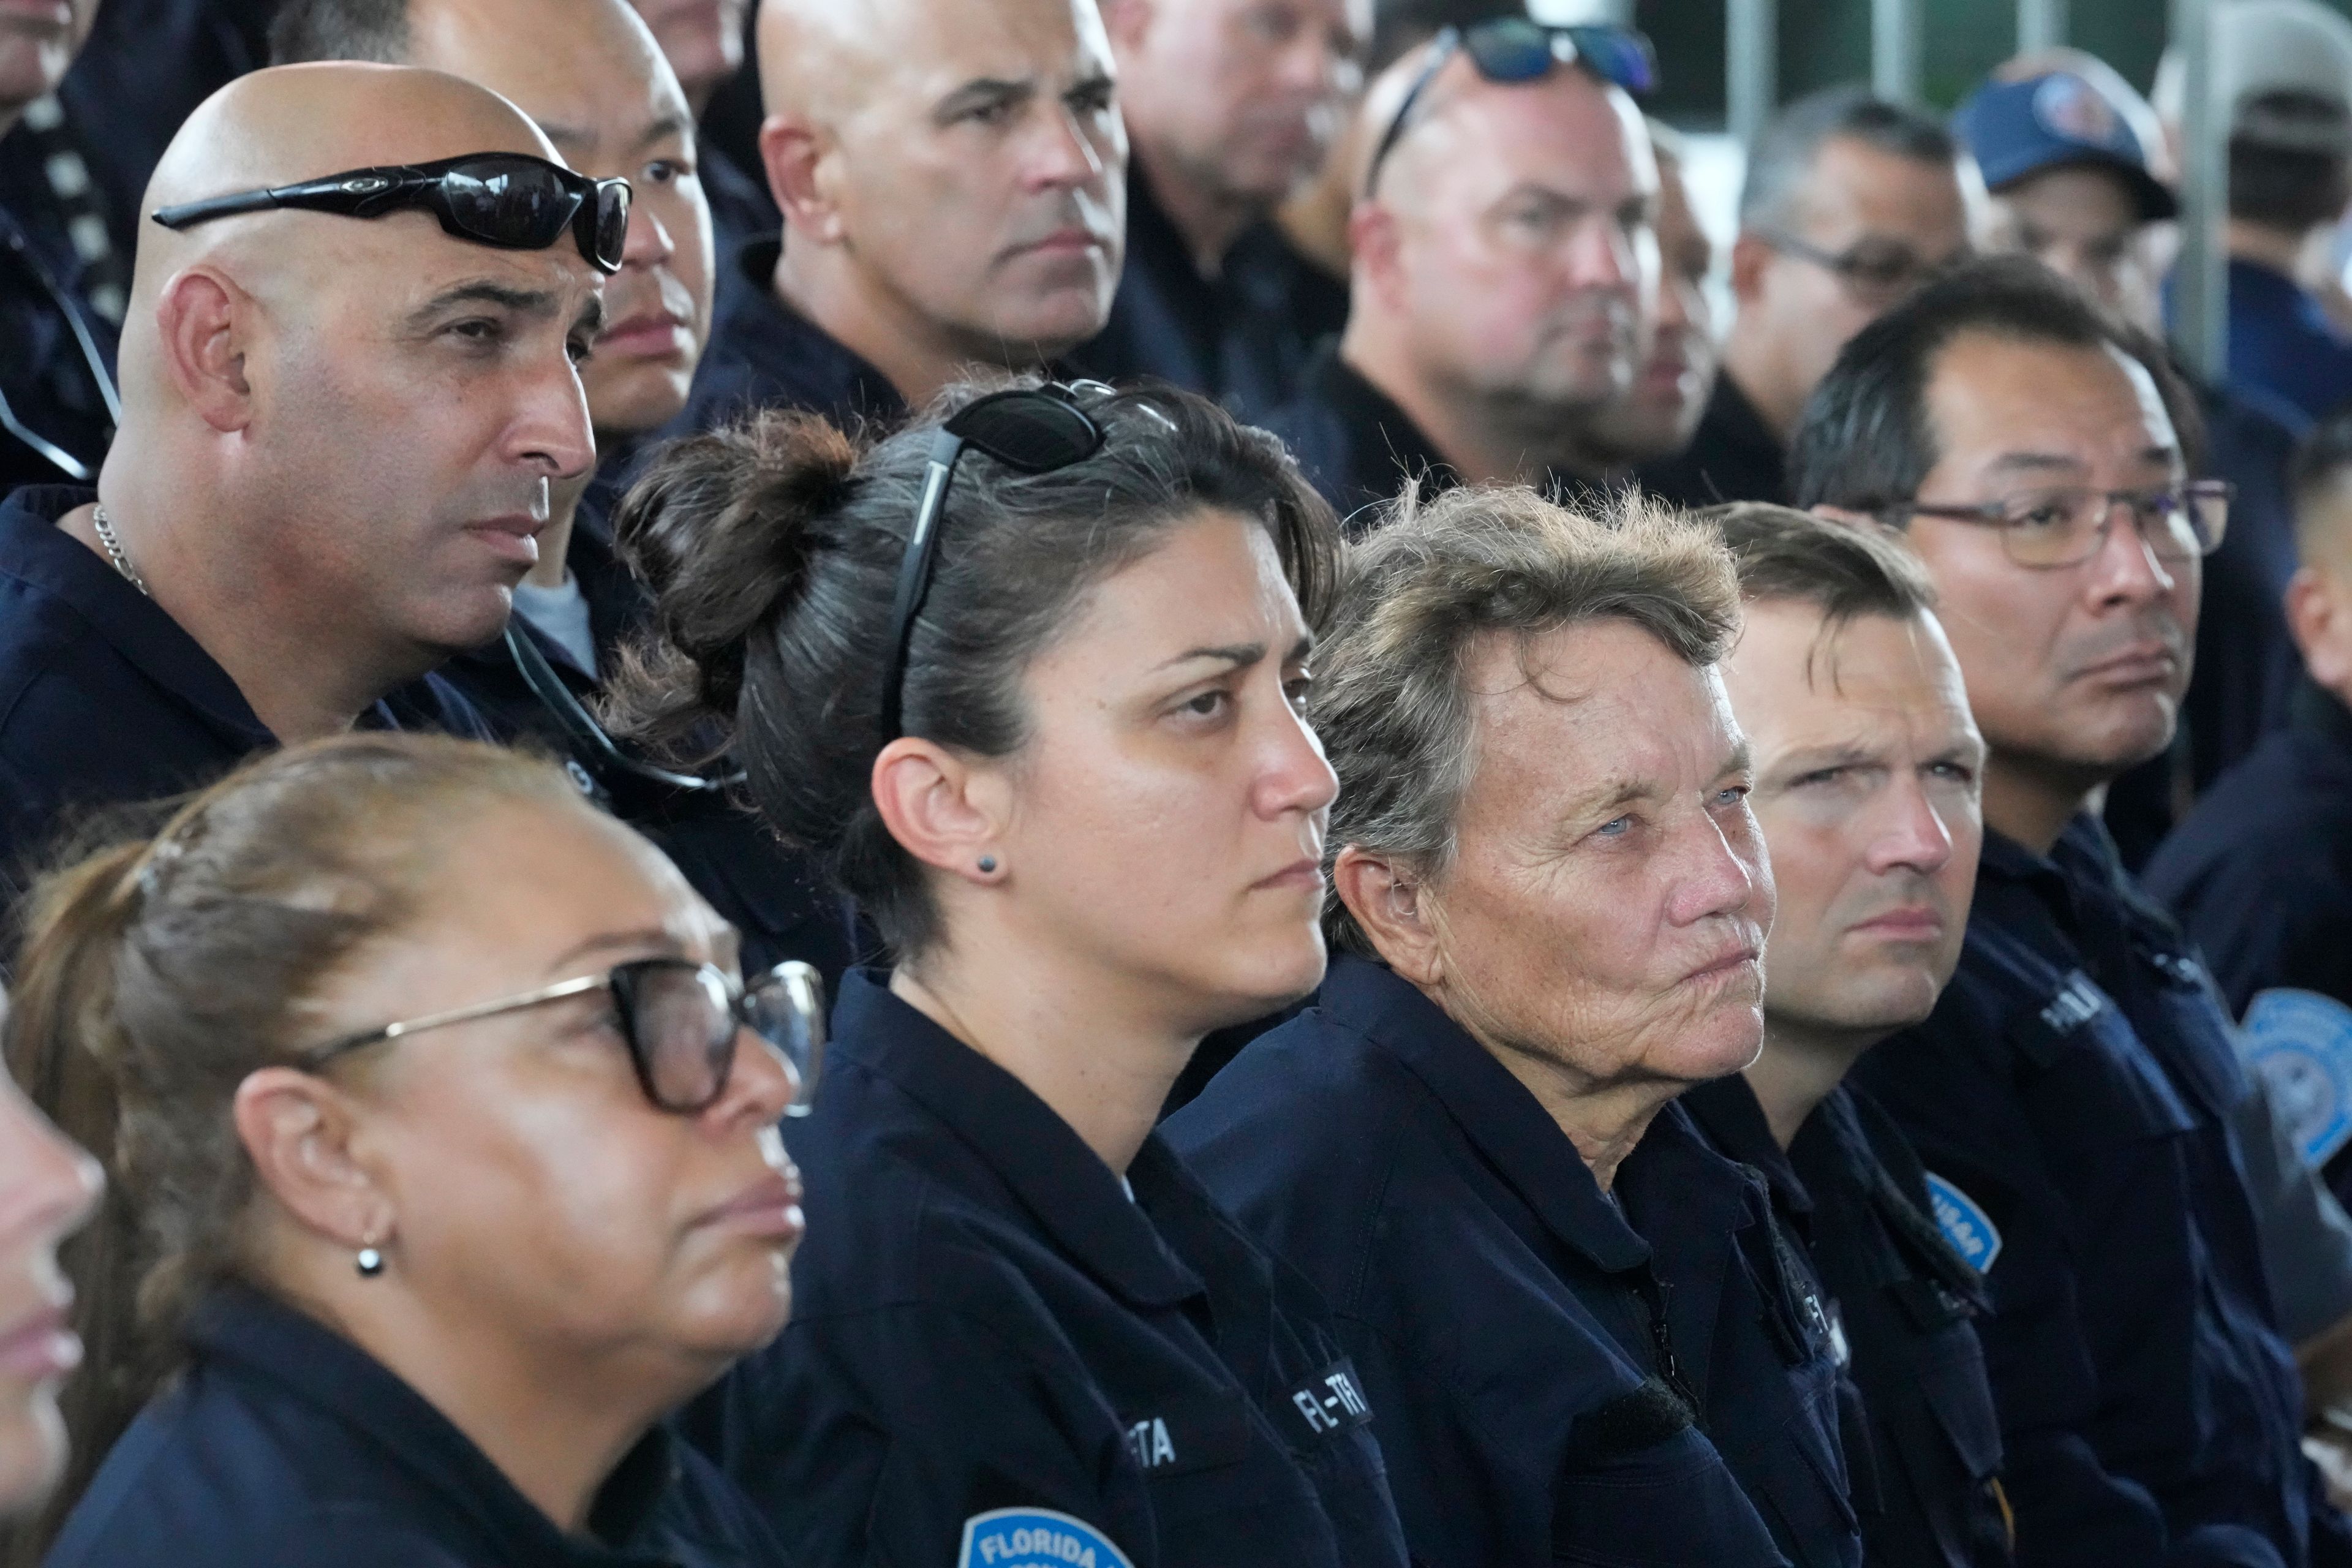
[2034,73,2124,151]
[2244,989,2352,1167]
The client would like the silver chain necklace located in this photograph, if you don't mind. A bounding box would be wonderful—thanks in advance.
[91,505,149,598]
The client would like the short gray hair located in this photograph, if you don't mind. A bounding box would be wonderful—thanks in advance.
[1314,484,1742,957]
[268,0,410,64]
[1738,85,1956,230]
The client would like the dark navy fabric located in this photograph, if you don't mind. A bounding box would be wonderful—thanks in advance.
[2184,258,2352,426]
[1636,371,1790,508]
[699,146,780,275]
[46,1283,788,1568]
[0,486,486,901]
[1686,1074,2015,1567]
[1852,817,2351,1568]
[1164,954,1863,1568]
[0,200,116,492]
[661,238,906,440]
[428,499,854,994]
[692,969,1409,1568]
[2148,681,2352,1020]
[1258,342,1456,527]
[1069,161,1348,422]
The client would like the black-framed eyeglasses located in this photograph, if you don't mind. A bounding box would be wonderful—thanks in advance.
[878,382,1109,741]
[1363,19,1658,198]
[151,153,631,274]
[1880,481,2233,569]
[1757,228,1967,311]
[297,957,826,1117]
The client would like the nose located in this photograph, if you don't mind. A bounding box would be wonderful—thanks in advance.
[0,1088,102,1256]
[1566,216,1638,296]
[710,1025,799,1128]
[1864,772,1956,878]
[620,197,677,272]
[1664,807,1763,929]
[514,342,598,483]
[1031,100,1110,192]
[2084,493,2179,608]
[1255,697,1340,821]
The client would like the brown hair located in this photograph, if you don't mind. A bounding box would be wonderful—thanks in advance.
[1700,501,1936,623]
[1313,483,1742,957]
[3,734,586,1555]
[605,380,1340,960]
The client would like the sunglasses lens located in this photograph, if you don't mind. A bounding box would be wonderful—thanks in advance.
[1567,27,1658,94]
[628,964,735,1112]
[947,390,1104,473]
[592,181,631,271]
[442,156,576,249]
[1463,18,1556,81]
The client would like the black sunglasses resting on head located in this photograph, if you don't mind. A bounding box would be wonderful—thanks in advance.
[149,153,631,274]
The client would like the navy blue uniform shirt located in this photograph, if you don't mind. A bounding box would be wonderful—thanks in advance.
[2197,258,2352,426]
[0,202,116,491]
[663,238,907,440]
[1069,160,1347,421]
[1259,341,1453,526]
[692,970,1409,1568]
[1686,1074,2015,1567]
[1165,954,1863,1568]
[1636,371,1789,508]
[1852,817,2350,1568]
[429,502,854,994]
[0,486,483,897]
[47,1283,787,1568]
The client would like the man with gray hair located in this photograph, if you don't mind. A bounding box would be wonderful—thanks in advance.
[1166,486,1862,1567]
[1640,86,1973,509]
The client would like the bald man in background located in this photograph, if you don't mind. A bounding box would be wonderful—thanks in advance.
[666,0,1126,431]
[0,62,600,894]
[1261,28,1660,520]
[269,0,855,989]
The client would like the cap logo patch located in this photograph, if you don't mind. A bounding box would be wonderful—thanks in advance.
[2034,73,2124,149]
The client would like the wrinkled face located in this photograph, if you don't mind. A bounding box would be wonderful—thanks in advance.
[1588,152,1715,463]
[987,511,1336,1035]
[1425,619,1774,1095]
[0,1071,100,1516]
[312,799,801,1387]
[818,0,1126,367]
[254,211,602,656]
[1903,331,2198,785]
[1374,65,1658,412]
[0,0,97,120]
[1727,601,1983,1042]
[409,0,718,438]
[1746,136,1971,404]
[627,0,748,112]
[1110,0,1367,208]
[1985,164,2157,333]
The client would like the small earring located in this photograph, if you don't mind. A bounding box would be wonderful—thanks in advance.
[977,855,998,874]
[355,1245,385,1278]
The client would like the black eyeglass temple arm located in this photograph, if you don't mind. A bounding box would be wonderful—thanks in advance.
[876,430,970,739]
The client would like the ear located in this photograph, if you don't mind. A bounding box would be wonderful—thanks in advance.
[1332,845,1446,988]
[870,737,1013,886]
[1348,201,1403,308]
[153,267,256,434]
[759,111,839,244]
[1100,0,1152,54]
[2287,567,2352,693]
[232,1067,393,1256]
[1728,230,1776,308]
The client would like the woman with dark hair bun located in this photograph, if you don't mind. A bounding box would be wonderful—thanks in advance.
[612,380,1407,1568]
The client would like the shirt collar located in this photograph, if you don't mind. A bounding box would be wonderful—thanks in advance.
[1679,1073,1813,1219]
[0,485,273,748]
[2291,676,2352,765]
[1316,954,1652,1273]
[830,969,1206,1309]
[186,1282,683,1556]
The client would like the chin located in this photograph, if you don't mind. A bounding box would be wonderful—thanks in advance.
[1196,931,1329,1028]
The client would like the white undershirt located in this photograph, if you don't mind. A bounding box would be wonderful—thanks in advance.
[512,572,598,680]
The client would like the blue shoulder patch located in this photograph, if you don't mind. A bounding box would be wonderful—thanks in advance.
[1924,1171,2003,1272]
[2242,989,2352,1169]
[959,1509,1137,1568]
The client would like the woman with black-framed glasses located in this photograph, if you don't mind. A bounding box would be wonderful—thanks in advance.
[9,734,805,1567]
[608,380,1408,1568]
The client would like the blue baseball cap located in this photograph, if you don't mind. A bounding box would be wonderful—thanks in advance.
[1954,72,2179,222]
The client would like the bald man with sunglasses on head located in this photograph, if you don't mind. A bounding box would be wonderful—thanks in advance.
[0,61,603,897]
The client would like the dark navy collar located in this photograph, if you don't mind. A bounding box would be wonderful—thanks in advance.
[1316,954,1652,1274]
[1680,1072,1814,1221]
[1300,342,1452,497]
[830,969,1206,1310]
[185,1282,680,1555]
[2291,677,2352,770]
[707,239,905,428]
[0,484,272,748]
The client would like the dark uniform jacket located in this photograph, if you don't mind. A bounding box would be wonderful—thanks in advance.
[1852,818,2351,1568]
[663,238,907,440]
[46,1284,788,1567]
[1686,1074,2014,1567]
[0,486,482,899]
[0,200,116,492]
[428,500,854,993]
[692,970,1411,1568]
[1257,342,1447,526]
[1069,160,1347,421]
[1164,954,1863,1568]
[1636,371,1789,508]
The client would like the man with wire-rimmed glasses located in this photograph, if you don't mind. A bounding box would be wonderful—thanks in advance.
[1792,255,2352,1567]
